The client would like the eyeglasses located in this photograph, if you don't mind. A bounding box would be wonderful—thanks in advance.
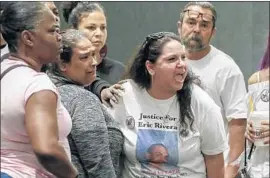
[183,9,215,22]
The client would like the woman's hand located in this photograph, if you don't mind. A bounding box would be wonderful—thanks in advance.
[245,120,269,145]
[260,120,270,144]
[101,83,125,108]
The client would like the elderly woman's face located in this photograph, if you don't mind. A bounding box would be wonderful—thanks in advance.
[30,6,62,63]
[62,38,97,86]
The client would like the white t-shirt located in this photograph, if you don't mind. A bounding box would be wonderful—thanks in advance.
[108,79,228,178]
[186,45,248,162]
[247,80,269,178]
[1,60,72,178]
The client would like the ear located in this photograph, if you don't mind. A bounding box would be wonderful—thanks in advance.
[211,27,216,39]
[21,30,35,47]
[145,60,155,76]
[177,21,182,36]
[58,60,68,72]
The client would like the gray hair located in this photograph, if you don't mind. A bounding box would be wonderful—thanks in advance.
[48,29,89,74]
[0,2,49,52]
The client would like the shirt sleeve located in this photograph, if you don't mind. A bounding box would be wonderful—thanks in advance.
[69,93,116,178]
[24,73,58,103]
[219,67,248,120]
[200,104,229,155]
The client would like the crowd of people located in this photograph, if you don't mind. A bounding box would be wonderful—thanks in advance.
[1,1,269,178]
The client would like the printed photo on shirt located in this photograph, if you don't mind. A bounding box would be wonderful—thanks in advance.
[136,129,180,175]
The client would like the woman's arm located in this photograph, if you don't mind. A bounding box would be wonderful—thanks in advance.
[204,153,225,178]
[25,90,77,178]
[69,93,116,178]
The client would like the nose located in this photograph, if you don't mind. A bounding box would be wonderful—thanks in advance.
[177,57,186,67]
[94,28,102,37]
[92,56,98,66]
[193,23,201,33]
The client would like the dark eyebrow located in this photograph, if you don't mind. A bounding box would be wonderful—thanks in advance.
[186,17,196,21]
[201,20,210,23]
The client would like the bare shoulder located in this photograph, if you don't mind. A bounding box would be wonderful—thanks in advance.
[248,72,259,85]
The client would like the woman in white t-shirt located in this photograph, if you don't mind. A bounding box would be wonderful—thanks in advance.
[107,32,228,178]
[1,2,77,178]
[245,33,269,178]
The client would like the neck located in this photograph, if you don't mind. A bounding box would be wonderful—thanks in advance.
[10,52,42,72]
[147,83,176,100]
[186,45,211,60]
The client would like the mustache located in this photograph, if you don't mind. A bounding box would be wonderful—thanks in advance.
[189,35,202,42]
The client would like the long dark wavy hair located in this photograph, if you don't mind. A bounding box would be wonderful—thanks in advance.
[125,32,201,137]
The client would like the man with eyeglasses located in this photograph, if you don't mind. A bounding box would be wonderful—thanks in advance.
[177,2,247,178]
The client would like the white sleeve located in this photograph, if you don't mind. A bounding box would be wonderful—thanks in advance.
[219,69,248,120]
[200,104,229,155]
[106,96,127,129]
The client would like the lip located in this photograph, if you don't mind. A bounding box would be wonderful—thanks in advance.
[175,73,186,83]
[87,71,95,74]
[92,41,102,45]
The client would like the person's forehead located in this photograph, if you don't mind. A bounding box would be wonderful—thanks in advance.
[161,40,184,54]
[185,5,214,17]
[37,8,57,27]
[45,2,56,9]
[76,38,92,48]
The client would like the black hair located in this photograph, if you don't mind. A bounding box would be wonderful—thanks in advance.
[126,32,201,137]
[180,1,217,28]
[0,1,12,11]
[61,1,105,28]
[0,2,47,53]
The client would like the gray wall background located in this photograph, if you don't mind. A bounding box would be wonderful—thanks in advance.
[56,2,269,83]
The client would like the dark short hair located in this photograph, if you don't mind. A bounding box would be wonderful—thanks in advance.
[61,1,105,28]
[180,1,217,28]
[0,1,12,11]
[126,32,201,137]
[0,2,48,53]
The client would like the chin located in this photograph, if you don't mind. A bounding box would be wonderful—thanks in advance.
[174,83,184,91]
[94,44,103,51]
[83,80,94,87]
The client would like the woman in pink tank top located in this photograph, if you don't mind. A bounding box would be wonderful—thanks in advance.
[1,2,78,178]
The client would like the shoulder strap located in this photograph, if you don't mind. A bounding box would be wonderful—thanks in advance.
[1,64,30,80]
[244,140,255,167]
[1,53,10,62]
